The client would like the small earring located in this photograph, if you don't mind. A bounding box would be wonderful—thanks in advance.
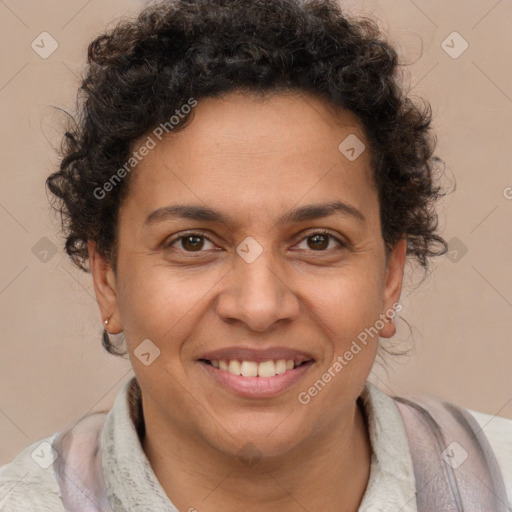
[104,317,110,326]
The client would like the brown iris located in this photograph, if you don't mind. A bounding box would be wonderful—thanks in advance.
[307,234,329,250]
[181,235,205,251]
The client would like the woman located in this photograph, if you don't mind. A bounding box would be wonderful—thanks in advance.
[0,0,510,510]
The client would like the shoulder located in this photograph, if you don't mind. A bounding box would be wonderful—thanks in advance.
[387,387,512,508]
[0,434,65,512]
[467,408,512,505]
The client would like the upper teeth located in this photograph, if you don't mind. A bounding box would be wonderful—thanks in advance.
[210,359,296,377]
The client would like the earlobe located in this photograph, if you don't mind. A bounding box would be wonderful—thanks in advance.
[88,241,122,334]
[379,237,407,339]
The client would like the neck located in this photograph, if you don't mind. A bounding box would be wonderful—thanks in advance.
[142,397,372,512]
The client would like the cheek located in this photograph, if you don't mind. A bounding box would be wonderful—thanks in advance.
[294,273,383,424]
[115,259,224,351]
[308,262,385,378]
[314,262,384,332]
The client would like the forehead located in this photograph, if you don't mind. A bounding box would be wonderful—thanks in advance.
[123,91,378,224]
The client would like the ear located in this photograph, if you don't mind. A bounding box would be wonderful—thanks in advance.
[379,237,407,338]
[88,241,122,334]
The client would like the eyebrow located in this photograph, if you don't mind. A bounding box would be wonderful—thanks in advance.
[144,201,366,227]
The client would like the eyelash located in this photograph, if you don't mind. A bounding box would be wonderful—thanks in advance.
[164,229,348,253]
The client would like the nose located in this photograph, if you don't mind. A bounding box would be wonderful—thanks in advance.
[216,249,301,332]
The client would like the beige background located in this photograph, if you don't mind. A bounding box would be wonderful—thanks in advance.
[1,0,511,465]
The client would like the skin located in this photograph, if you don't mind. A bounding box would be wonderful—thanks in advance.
[90,90,407,512]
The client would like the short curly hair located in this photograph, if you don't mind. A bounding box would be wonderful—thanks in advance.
[47,0,447,353]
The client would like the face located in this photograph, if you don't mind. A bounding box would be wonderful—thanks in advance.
[90,91,406,460]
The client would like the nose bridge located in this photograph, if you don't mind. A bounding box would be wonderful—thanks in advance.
[216,241,299,331]
[239,250,281,301]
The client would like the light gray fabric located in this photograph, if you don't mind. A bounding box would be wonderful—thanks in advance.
[0,377,510,511]
[0,432,63,512]
[395,397,509,511]
[100,379,177,511]
[52,412,112,511]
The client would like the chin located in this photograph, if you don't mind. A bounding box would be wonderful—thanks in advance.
[206,422,306,463]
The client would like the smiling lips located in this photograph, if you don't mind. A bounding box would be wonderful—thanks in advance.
[197,347,315,397]
[208,358,300,377]
[198,346,314,377]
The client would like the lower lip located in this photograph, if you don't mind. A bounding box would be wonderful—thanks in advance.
[197,361,314,398]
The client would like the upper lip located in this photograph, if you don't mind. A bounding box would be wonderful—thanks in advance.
[197,346,315,364]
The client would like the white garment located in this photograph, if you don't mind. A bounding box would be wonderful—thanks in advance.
[0,377,510,511]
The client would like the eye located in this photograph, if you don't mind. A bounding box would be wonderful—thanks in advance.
[164,229,347,255]
[295,230,346,251]
[165,232,216,252]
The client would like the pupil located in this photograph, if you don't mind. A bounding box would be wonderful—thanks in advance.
[183,235,203,251]
[308,234,328,250]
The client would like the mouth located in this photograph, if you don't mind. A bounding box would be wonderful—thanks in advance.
[196,348,315,398]
[199,358,311,378]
